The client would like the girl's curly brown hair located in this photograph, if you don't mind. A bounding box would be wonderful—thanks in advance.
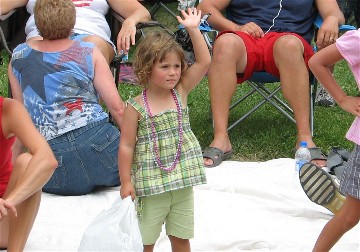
[132,30,188,87]
[34,0,75,40]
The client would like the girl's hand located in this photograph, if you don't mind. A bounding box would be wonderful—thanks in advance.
[338,96,360,117]
[0,198,17,220]
[176,8,201,30]
[120,182,135,200]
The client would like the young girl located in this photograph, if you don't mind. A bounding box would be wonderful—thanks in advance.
[0,97,57,251]
[308,29,360,251]
[118,8,210,252]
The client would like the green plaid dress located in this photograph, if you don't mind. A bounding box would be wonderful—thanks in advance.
[127,91,206,197]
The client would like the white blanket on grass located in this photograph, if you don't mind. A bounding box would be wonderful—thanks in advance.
[23,158,360,251]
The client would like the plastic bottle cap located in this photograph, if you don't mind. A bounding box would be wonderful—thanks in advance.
[300,141,307,148]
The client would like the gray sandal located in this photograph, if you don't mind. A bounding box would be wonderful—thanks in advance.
[202,147,233,168]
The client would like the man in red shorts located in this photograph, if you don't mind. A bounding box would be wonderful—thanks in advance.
[198,0,345,167]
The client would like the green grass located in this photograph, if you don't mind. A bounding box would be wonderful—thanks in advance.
[118,59,356,162]
[1,3,357,161]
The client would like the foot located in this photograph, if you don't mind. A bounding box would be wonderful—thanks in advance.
[296,139,326,167]
[299,162,345,214]
[203,139,232,167]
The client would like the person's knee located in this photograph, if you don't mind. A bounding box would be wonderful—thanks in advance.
[213,34,245,61]
[168,235,190,251]
[274,35,304,61]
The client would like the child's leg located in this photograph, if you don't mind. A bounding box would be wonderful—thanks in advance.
[313,195,360,252]
[169,236,190,252]
[138,193,172,250]
[1,153,41,251]
[144,244,155,252]
[166,187,194,252]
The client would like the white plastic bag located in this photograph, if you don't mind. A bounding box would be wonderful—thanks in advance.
[78,196,143,252]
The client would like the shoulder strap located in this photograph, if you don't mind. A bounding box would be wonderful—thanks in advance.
[127,98,146,117]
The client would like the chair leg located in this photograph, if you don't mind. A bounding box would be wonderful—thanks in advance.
[150,2,178,20]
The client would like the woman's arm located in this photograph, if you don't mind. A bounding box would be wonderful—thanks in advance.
[107,0,151,53]
[8,62,26,162]
[92,47,125,129]
[0,0,28,15]
[2,98,57,207]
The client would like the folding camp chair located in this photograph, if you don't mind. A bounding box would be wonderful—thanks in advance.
[107,9,163,85]
[0,7,30,98]
[149,0,178,20]
[147,0,197,20]
[224,16,357,134]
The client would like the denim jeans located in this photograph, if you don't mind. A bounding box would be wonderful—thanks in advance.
[43,119,120,196]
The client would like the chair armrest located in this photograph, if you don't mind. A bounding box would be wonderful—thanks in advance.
[0,9,18,55]
[0,10,17,21]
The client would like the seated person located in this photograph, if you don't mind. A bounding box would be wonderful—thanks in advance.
[8,0,125,196]
[0,0,151,63]
[0,96,57,251]
[198,0,345,167]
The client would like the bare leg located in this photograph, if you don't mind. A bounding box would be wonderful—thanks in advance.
[144,244,155,252]
[169,235,190,252]
[313,195,360,252]
[273,35,316,147]
[204,33,247,166]
[83,35,115,64]
[0,153,41,251]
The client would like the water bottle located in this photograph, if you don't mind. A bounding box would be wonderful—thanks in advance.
[295,141,311,172]
[293,141,311,187]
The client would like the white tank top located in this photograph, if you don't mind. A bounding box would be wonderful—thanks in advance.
[25,0,114,48]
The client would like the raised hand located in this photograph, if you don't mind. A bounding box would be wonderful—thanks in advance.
[177,8,202,30]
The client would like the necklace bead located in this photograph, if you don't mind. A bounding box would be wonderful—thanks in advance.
[142,88,183,172]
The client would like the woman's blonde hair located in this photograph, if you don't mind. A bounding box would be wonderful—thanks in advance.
[34,0,75,40]
[132,30,188,87]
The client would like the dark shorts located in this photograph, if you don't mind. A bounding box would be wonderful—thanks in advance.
[217,31,314,83]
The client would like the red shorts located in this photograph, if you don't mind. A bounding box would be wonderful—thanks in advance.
[216,31,314,83]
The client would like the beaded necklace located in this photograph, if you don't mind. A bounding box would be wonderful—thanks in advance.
[142,88,183,172]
